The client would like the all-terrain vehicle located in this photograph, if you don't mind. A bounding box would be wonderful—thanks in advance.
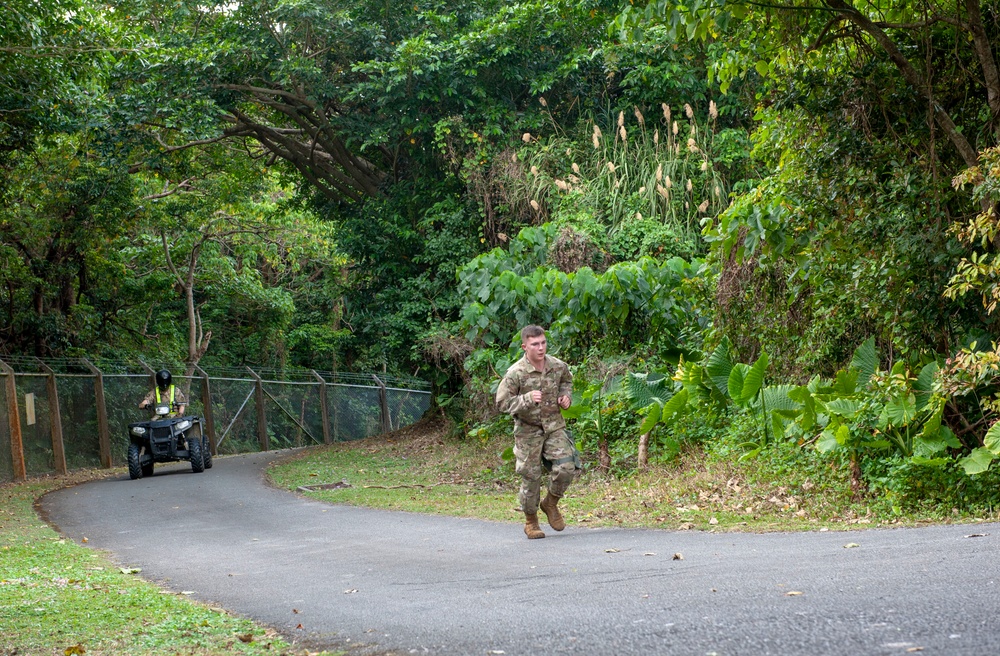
[127,401,213,479]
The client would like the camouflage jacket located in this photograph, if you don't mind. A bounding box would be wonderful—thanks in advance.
[496,354,573,433]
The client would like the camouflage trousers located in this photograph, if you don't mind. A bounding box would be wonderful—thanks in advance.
[514,427,576,515]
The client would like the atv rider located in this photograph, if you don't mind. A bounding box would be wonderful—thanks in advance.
[139,369,187,419]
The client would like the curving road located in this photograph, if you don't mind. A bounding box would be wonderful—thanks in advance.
[41,451,1000,656]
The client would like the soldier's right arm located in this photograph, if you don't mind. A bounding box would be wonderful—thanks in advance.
[138,389,154,409]
[496,371,533,417]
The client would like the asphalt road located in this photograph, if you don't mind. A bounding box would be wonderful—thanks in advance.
[41,451,1000,656]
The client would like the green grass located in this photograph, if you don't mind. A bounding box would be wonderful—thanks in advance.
[269,417,1000,533]
[0,471,337,656]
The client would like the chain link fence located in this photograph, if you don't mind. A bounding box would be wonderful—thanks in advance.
[0,357,432,483]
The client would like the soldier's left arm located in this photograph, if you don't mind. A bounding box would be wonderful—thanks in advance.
[558,361,573,400]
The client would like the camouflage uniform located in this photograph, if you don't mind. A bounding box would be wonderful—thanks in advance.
[496,354,575,515]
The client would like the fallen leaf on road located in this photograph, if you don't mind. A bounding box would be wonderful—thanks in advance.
[604,548,620,553]
[81,537,88,543]
[344,588,358,594]
[64,644,86,655]
[293,608,300,614]
[179,591,195,595]
[643,552,656,556]
[672,553,684,560]
[236,633,254,643]
[709,517,718,525]
[785,591,803,596]
[296,623,304,630]
[906,648,924,653]
[964,533,989,538]
[119,567,141,575]
[843,543,860,549]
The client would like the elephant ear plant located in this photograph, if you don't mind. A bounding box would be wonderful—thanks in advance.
[775,338,958,497]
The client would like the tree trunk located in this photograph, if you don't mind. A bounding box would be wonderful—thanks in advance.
[825,0,981,169]
[598,436,611,473]
[637,432,650,470]
[849,455,865,501]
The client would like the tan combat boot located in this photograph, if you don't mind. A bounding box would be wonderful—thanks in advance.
[540,493,566,531]
[524,512,545,539]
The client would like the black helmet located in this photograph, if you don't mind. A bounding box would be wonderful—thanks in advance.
[155,369,172,390]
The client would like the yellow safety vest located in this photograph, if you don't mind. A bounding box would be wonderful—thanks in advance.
[154,385,176,405]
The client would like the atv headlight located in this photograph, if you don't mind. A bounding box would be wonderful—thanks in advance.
[131,426,146,436]
[175,420,192,432]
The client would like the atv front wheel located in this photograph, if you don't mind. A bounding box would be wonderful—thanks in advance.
[189,433,205,473]
[128,443,142,480]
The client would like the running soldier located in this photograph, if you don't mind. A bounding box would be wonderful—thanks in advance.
[496,325,576,539]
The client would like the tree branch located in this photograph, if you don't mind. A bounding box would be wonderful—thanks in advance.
[824,0,981,169]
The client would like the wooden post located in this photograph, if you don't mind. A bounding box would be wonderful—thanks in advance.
[81,359,112,469]
[0,360,26,482]
[194,364,217,455]
[36,360,67,475]
[311,370,332,444]
[372,375,391,433]
[247,367,269,452]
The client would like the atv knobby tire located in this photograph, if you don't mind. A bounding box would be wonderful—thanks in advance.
[189,434,205,473]
[128,443,143,480]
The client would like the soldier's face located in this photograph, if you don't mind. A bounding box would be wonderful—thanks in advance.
[523,335,547,361]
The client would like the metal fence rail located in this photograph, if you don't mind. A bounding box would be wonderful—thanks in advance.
[0,358,432,483]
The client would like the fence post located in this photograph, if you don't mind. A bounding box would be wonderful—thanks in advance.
[138,359,156,386]
[311,370,332,444]
[372,375,391,433]
[81,359,112,469]
[247,367,269,451]
[0,360,26,482]
[36,359,67,475]
[194,364,217,455]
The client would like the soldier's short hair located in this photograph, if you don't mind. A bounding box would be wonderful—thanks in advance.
[520,325,546,342]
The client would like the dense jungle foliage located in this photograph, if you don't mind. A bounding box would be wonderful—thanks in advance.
[7,0,1000,506]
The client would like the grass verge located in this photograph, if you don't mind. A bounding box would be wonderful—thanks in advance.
[1,470,335,656]
[269,416,1000,532]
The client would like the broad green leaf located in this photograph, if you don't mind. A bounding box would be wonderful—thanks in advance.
[637,402,662,435]
[816,428,841,453]
[909,456,949,468]
[912,433,948,458]
[728,365,746,404]
[920,399,944,438]
[660,388,690,422]
[833,369,858,396]
[761,384,798,413]
[913,361,939,410]
[737,352,768,405]
[705,338,733,397]
[960,447,995,475]
[824,397,860,418]
[850,337,878,384]
[984,421,1000,455]
[561,403,590,420]
[836,423,850,445]
[883,394,916,426]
